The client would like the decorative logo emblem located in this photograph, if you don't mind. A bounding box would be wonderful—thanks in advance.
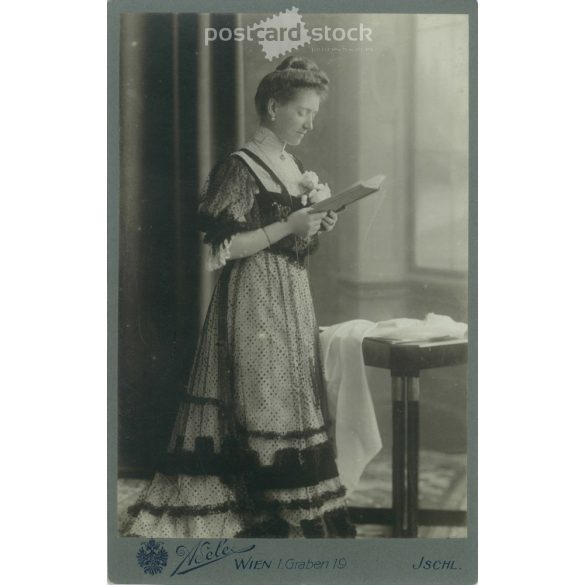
[251,7,310,61]
[136,539,168,575]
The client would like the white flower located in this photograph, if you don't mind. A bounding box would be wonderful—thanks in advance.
[308,182,332,204]
[300,171,319,190]
[299,171,330,206]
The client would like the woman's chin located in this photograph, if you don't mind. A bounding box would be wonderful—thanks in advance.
[289,134,304,146]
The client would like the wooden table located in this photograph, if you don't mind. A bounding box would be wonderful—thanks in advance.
[352,337,468,537]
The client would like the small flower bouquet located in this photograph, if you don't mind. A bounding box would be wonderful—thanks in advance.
[299,171,332,207]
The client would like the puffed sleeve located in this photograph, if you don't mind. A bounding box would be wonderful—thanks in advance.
[196,155,258,270]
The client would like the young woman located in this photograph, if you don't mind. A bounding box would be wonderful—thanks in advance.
[122,56,356,539]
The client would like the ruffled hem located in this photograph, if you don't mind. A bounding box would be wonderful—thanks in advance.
[158,436,339,490]
[121,473,356,539]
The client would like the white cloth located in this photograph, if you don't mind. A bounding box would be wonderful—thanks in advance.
[320,319,381,494]
[370,313,467,343]
[319,313,467,494]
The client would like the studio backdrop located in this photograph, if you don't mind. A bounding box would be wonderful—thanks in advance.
[118,12,469,477]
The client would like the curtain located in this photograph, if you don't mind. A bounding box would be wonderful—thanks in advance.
[118,12,244,476]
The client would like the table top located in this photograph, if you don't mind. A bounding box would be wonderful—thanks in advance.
[362,336,468,376]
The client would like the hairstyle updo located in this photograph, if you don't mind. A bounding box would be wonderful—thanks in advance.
[254,56,329,121]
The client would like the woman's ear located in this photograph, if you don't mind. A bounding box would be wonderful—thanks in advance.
[266,98,278,121]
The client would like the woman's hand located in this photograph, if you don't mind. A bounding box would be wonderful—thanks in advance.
[320,210,338,232]
[287,208,327,237]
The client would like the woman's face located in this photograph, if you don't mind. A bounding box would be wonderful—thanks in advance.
[269,89,321,146]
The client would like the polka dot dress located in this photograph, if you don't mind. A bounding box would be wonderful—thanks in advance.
[121,138,355,539]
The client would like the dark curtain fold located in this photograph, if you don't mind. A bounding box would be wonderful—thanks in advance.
[118,13,243,476]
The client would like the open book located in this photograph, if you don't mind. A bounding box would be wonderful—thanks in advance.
[308,174,386,213]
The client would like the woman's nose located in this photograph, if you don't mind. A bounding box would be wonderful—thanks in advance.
[304,117,313,130]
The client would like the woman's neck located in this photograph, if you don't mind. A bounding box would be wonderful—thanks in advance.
[253,125,287,156]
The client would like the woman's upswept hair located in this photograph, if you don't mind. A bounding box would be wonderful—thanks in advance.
[254,56,329,120]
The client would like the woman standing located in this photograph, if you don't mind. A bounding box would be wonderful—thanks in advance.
[122,56,356,539]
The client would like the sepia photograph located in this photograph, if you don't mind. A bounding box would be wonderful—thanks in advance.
[13,0,585,583]
[109,1,476,581]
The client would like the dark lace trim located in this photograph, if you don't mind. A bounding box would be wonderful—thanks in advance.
[127,485,347,519]
[324,507,357,538]
[234,508,356,539]
[127,500,237,519]
[195,211,255,253]
[238,423,329,440]
[260,485,347,512]
[300,517,326,537]
[295,509,356,538]
[158,437,339,490]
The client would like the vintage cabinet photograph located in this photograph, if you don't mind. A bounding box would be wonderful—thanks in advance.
[108,1,477,583]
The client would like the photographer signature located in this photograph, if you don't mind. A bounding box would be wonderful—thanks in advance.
[171,539,256,576]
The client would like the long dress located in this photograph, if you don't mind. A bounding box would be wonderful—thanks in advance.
[121,127,356,539]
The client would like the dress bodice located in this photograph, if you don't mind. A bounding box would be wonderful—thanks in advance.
[196,128,320,266]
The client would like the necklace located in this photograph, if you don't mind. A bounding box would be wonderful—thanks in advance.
[253,141,294,186]
[253,132,288,161]
[251,138,304,210]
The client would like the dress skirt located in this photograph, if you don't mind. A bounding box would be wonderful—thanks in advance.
[121,249,356,538]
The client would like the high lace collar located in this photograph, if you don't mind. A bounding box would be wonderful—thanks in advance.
[251,126,287,158]
[243,125,303,196]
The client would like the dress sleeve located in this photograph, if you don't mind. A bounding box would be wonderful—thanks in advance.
[196,155,258,269]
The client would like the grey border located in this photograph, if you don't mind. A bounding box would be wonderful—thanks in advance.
[107,1,478,583]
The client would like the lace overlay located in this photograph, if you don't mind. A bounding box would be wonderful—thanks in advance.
[121,148,355,539]
[198,155,257,223]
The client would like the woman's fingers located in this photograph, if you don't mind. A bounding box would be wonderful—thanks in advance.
[319,210,338,232]
[309,214,325,227]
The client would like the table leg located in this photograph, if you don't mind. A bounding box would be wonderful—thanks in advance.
[406,377,420,537]
[392,376,406,537]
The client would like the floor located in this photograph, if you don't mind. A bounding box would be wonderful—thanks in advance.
[347,449,467,538]
[118,449,466,539]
